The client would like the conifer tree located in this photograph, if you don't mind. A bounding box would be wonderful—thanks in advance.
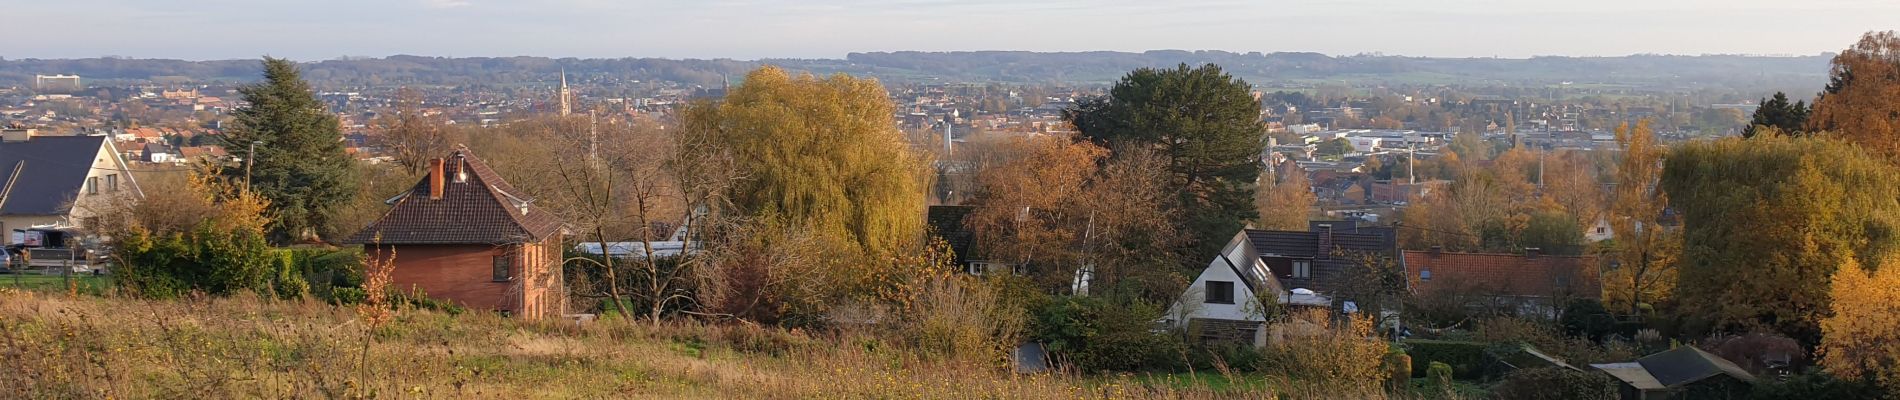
[223,57,358,242]
[1742,92,1808,138]
[1066,63,1265,262]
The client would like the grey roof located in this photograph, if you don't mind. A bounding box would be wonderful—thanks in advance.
[0,136,110,216]
[1592,346,1756,391]
[1245,229,1388,259]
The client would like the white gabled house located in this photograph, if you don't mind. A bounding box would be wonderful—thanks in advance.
[1166,222,1393,346]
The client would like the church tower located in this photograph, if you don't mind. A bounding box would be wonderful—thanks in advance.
[558,68,572,117]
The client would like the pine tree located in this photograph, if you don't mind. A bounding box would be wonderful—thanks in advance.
[1066,63,1266,263]
[1742,92,1809,138]
[222,57,358,242]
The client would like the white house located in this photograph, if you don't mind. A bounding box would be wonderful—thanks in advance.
[0,128,144,240]
[1165,230,1341,346]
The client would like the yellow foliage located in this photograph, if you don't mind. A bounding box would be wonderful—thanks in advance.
[1820,256,1900,394]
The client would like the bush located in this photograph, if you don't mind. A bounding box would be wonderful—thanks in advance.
[1560,299,1616,340]
[901,276,1024,367]
[1747,369,1883,400]
[1028,296,1183,372]
[1189,343,1266,372]
[114,224,276,298]
[1427,361,1453,383]
[1258,311,1389,387]
[1490,367,1617,400]
[1404,339,1488,379]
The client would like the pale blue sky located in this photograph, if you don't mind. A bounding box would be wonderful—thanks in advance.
[3,0,1894,60]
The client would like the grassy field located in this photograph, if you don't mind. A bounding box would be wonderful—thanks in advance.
[0,273,112,294]
[0,290,1430,399]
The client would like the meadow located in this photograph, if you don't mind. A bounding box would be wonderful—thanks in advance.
[0,289,1415,399]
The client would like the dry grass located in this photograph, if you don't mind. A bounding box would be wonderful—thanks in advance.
[0,289,1419,399]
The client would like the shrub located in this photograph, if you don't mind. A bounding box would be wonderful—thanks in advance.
[114,224,276,298]
[1405,339,1488,379]
[1385,348,1413,388]
[1490,367,1617,400]
[1427,361,1453,385]
[1259,310,1388,387]
[1747,369,1883,400]
[1560,299,1617,340]
[1189,343,1266,372]
[901,276,1024,367]
[1701,332,1804,377]
[1028,295,1183,372]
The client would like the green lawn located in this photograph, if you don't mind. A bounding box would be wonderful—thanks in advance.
[0,273,113,294]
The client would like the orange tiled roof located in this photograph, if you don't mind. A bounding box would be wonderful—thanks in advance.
[1405,250,1600,299]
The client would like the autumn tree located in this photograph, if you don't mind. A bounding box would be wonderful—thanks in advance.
[962,133,1105,285]
[1603,121,1679,316]
[222,57,357,242]
[95,166,280,298]
[958,134,1185,298]
[1819,255,1900,394]
[370,87,457,174]
[469,112,687,322]
[1066,64,1266,262]
[1743,92,1809,138]
[1540,150,1605,226]
[682,66,929,311]
[1808,31,1900,160]
[1255,162,1316,231]
[1663,133,1900,342]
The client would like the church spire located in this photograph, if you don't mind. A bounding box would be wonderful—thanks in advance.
[558,68,572,117]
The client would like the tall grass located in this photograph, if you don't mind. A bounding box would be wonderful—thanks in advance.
[0,288,1435,399]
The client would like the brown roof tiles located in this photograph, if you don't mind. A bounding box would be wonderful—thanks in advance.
[343,146,563,245]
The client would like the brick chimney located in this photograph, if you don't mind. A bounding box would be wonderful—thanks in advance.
[429,158,445,200]
[1,128,36,143]
[1316,223,1333,259]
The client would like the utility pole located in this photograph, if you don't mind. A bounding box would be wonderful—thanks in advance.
[245,141,258,192]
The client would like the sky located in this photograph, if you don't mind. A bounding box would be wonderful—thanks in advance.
[2,0,1895,60]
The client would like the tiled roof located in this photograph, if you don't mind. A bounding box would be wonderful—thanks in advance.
[1246,229,1388,259]
[343,146,562,245]
[0,135,110,216]
[1404,250,1600,299]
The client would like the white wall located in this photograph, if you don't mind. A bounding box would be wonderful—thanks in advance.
[1168,232,1271,327]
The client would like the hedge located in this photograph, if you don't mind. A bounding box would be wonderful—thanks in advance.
[1403,339,1488,380]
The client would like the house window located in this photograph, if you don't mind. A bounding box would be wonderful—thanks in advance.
[493,254,514,281]
[1205,281,1236,304]
[1293,261,1312,278]
[86,177,99,194]
[106,174,119,192]
[1595,226,1606,234]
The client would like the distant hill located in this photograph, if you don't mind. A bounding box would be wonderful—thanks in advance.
[0,51,1831,90]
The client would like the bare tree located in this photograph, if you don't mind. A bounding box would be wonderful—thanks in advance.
[370,87,456,175]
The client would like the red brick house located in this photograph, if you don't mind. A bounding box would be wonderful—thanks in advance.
[345,146,566,319]
[1403,249,1600,316]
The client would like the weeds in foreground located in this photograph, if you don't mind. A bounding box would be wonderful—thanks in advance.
[0,289,1452,399]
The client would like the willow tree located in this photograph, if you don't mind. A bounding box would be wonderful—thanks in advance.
[681,66,928,306]
[1663,133,1900,342]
